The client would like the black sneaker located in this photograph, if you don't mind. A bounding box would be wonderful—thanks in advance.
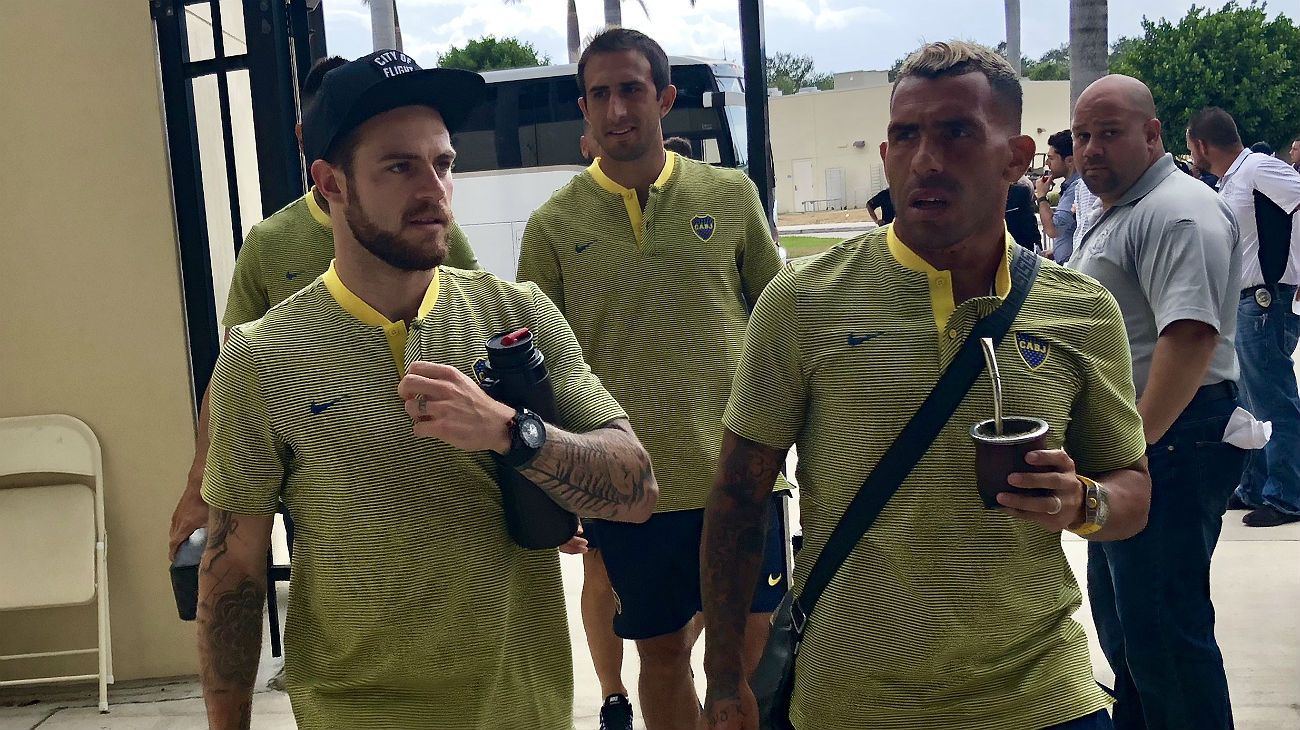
[1226,492,1252,511]
[599,693,633,730]
[1243,506,1300,527]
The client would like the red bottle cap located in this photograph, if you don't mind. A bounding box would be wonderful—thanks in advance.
[500,327,531,346]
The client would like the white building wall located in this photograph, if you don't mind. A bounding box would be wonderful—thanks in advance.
[770,80,1073,214]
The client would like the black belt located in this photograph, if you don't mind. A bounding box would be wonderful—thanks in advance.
[1189,380,1238,407]
[1241,283,1296,305]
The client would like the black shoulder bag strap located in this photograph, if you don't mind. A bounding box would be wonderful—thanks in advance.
[790,244,1041,632]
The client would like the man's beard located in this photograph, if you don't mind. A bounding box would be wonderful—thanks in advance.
[1081,168,1121,198]
[345,184,449,271]
[600,129,655,163]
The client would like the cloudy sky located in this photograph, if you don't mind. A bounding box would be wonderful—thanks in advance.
[320,0,1295,76]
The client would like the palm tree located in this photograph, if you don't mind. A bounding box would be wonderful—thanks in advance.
[1005,0,1021,75]
[505,0,580,62]
[361,0,400,52]
[602,0,648,29]
[1069,0,1108,108]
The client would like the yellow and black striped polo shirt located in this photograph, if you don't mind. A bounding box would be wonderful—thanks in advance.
[725,226,1146,729]
[222,188,480,328]
[202,265,625,729]
[518,152,787,512]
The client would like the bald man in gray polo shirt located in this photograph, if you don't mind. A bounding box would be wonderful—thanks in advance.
[1069,75,1243,730]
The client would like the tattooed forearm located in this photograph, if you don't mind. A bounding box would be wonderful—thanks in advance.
[206,508,237,563]
[198,508,272,730]
[519,418,658,522]
[202,578,264,685]
[701,431,785,703]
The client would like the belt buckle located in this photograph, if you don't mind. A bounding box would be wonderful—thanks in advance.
[1255,287,1273,308]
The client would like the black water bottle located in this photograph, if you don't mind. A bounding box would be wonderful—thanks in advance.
[480,327,580,549]
[170,527,205,620]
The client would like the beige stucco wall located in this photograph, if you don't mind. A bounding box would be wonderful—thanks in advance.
[769,80,1073,214]
[0,0,202,681]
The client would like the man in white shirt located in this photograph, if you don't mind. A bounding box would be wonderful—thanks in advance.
[1188,106,1300,527]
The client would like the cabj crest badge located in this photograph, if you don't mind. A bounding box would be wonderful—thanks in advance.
[471,357,490,384]
[1016,332,1050,370]
[691,214,716,241]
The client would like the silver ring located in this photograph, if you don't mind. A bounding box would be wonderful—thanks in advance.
[1047,495,1063,515]
[416,394,427,416]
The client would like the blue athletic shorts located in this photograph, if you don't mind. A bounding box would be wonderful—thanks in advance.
[583,492,790,640]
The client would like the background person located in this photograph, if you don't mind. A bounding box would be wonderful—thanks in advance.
[1034,129,1081,263]
[1070,74,1244,730]
[663,135,692,158]
[1187,106,1300,528]
[517,28,789,730]
[866,185,895,225]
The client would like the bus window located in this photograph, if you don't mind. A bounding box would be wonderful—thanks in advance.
[715,75,743,93]
[516,78,549,167]
[669,65,714,109]
[701,138,721,164]
[724,105,748,170]
[535,76,585,166]
[451,85,500,172]
[456,61,744,173]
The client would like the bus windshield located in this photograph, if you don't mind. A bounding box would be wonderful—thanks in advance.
[453,60,748,173]
[449,59,751,281]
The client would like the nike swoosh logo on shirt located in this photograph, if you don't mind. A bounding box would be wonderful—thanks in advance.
[309,398,341,415]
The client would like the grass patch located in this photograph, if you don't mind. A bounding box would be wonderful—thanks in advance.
[780,235,845,259]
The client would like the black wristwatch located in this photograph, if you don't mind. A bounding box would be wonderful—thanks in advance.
[501,408,546,468]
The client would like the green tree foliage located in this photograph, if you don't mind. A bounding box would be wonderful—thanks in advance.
[1108,36,1140,66]
[765,51,834,95]
[1111,1,1300,152]
[439,36,550,72]
[1025,44,1070,80]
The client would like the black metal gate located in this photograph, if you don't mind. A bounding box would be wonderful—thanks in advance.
[151,0,326,409]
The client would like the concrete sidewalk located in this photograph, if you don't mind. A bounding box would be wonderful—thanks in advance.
[2,512,1297,729]
[778,221,876,237]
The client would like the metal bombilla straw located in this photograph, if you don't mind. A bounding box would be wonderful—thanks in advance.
[980,337,1003,436]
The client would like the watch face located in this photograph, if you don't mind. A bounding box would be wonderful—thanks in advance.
[520,418,544,448]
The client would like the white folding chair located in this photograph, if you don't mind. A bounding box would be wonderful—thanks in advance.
[0,414,113,712]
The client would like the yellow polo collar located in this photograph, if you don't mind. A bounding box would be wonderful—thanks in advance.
[322,261,441,373]
[886,225,1013,335]
[587,151,677,246]
[305,187,332,228]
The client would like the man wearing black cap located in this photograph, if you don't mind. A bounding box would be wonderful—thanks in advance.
[166,55,483,566]
[196,50,657,728]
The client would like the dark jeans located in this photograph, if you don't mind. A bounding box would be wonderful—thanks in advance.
[1087,384,1245,730]
[1045,710,1113,730]
[1235,285,1300,515]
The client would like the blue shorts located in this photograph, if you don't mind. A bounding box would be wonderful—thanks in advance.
[583,492,790,640]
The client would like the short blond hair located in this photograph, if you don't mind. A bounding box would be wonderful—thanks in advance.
[893,41,1023,128]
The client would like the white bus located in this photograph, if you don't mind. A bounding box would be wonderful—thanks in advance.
[451,56,752,279]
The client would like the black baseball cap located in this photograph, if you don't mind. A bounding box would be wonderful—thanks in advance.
[302,49,485,164]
